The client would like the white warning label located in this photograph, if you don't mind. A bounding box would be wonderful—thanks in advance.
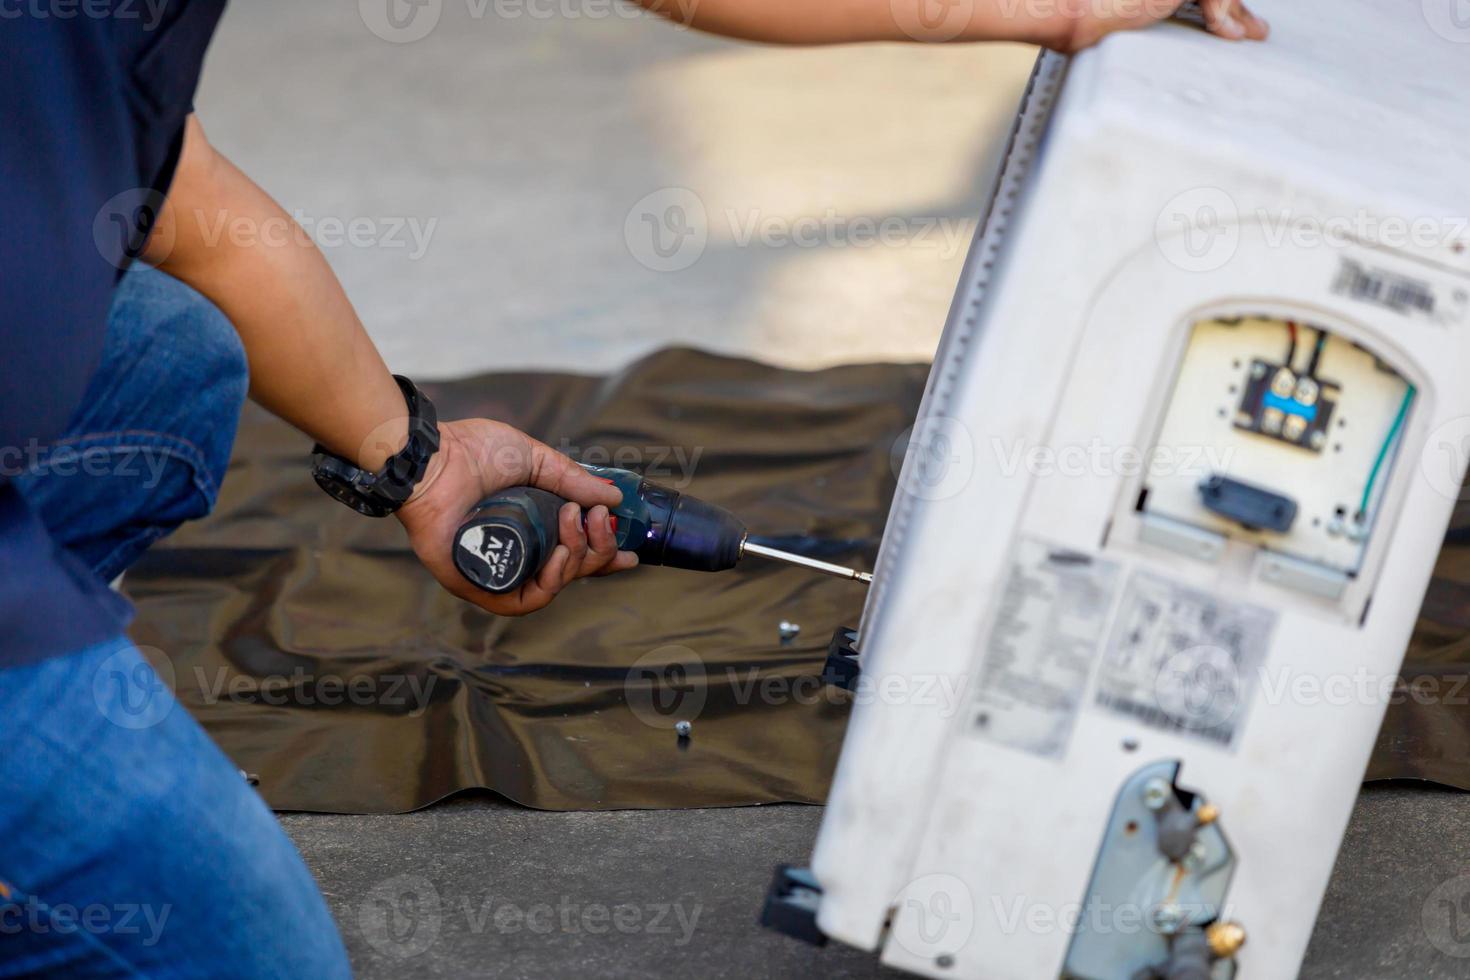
[968,537,1122,759]
[1094,571,1276,748]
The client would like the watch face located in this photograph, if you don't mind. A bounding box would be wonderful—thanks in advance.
[308,380,438,519]
[313,466,391,517]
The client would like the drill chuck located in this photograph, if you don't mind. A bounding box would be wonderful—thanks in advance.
[631,480,745,572]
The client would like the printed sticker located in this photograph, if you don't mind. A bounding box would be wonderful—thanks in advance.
[1094,571,1276,748]
[968,537,1123,758]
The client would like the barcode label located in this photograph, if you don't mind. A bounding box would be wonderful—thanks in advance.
[1333,258,1437,318]
[1094,692,1232,746]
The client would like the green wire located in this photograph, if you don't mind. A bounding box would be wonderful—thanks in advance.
[1359,384,1417,519]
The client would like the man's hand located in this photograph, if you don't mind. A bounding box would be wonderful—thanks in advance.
[1057,0,1268,54]
[635,0,1268,53]
[395,419,640,615]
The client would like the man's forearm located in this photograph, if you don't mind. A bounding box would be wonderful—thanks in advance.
[144,117,408,471]
[141,118,631,614]
[638,0,1071,47]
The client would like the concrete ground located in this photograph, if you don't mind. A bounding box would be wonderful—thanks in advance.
[199,3,1470,978]
[194,0,1036,376]
[281,785,1470,979]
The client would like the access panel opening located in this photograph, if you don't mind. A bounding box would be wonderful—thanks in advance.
[1141,314,1416,575]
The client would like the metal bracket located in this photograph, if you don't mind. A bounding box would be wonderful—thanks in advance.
[760,865,827,947]
[820,627,860,691]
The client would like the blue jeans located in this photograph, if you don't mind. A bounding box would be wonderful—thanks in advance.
[0,268,351,978]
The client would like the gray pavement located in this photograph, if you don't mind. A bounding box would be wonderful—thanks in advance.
[195,0,1035,377]
[281,783,1470,979]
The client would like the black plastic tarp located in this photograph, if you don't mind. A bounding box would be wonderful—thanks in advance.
[123,348,1470,813]
[126,349,922,812]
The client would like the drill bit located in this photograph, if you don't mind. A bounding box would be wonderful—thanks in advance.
[740,539,874,584]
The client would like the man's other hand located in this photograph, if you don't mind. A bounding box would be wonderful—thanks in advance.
[1054,0,1269,54]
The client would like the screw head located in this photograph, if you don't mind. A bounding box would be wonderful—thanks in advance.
[1142,777,1171,811]
[675,720,692,737]
[1151,903,1184,934]
[778,621,801,642]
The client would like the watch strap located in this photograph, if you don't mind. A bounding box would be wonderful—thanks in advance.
[311,375,441,517]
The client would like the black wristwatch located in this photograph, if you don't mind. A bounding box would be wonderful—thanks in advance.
[311,375,441,517]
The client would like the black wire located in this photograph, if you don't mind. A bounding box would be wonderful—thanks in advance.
[1284,321,1298,368]
[1306,330,1327,378]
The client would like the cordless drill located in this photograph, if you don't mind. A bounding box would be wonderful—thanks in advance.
[453,464,872,594]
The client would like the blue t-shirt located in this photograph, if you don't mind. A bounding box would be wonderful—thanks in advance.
[1,0,226,665]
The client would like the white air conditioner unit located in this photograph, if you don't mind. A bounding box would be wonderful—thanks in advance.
[771,4,1470,977]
